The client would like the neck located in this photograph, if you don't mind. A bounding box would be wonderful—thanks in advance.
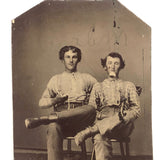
[65,68,77,73]
[108,74,119,80]
[109,76,118,80]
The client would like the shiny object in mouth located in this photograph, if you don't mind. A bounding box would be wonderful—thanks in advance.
[109,72,116,77]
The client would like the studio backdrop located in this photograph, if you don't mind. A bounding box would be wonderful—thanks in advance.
[12,0,151,156]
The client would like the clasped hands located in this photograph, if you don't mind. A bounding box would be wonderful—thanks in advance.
[51,94,68,106]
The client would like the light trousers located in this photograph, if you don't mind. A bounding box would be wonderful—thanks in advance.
[93,119,134,160]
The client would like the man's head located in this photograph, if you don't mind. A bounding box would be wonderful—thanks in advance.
[101,52,125,78]
[59,46,82,73]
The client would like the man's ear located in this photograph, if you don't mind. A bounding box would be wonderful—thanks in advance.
[104,66,107,71]
[118,67,121,72]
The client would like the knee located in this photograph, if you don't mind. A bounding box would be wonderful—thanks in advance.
[83,104,95,111]
[123,122,135,137]
[87,105,96,111]
[84,105,96,116]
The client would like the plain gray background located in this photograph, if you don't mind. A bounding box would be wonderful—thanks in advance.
[12,0,151,156]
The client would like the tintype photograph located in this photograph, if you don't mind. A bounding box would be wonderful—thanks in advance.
[12,0,152,160]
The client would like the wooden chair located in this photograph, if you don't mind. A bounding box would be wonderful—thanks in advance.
[65,137,87,160]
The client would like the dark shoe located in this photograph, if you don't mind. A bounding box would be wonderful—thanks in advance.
[25,113,58,129]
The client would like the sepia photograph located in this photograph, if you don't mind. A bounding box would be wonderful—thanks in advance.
[11,0,152,160]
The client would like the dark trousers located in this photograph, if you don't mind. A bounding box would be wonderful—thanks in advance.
[46,105,96,160]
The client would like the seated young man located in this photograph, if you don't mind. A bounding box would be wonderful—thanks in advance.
[74,52,141,160]
[25,46,97,160]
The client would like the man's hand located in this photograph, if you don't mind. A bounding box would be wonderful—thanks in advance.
[118,98,127,123]
[52,94,68,105]
[39,95,68,109]
[118,111,125,123]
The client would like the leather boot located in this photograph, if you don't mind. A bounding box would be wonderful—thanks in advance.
[74,125,99,146]
[25,113,58,129]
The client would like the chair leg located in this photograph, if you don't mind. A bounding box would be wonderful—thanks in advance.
[91,146,96,160]
[67,139,72,157]
[125,142,130,160]
[81,141,87,160]
[120,142,125,160]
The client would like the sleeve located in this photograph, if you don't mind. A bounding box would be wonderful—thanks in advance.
[41,76,57,98]
[85,74,97,94]
[124,82,141,122]
[88,83,100,109]
[38,76,57,108]
[41,88,56,99]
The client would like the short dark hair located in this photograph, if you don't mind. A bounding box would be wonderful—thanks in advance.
[59,46,82,62]
[101,52,125,70]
